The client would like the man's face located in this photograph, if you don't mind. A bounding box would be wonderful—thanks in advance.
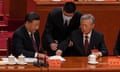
[80,19,94,34]
[29,20,40,33]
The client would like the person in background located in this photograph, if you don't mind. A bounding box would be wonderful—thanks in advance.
[42,2,82,56]
[114,30,120,56]
[56,14,108,57]
[12,12,46,58]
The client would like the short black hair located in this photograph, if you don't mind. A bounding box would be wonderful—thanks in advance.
[24,12,40,23]
[63,2,76,13]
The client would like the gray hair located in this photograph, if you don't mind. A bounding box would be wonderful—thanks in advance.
[80,14,95,24]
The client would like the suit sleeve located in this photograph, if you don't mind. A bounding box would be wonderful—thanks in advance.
[99,34,108,56]
[12,33,35,57]
[58,37,70,51]
[58,31,75,51]
[114,31,120,55]
[36,31,44,53]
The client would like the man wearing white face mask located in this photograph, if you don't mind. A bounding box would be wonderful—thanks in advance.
[42,2,82,56]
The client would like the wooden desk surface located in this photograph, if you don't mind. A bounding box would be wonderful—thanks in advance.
[0,56,120,72]
[0,63,41,72]
[47,56,120,72]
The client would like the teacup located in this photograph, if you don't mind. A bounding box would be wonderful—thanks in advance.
[88,54,97,63]
[8,54,16,64]
[18,54,25,64]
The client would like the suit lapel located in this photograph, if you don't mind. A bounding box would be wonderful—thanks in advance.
[89,30,96,51]
[81,33,86,55]
[34,31,40,49]
[57,10,64,29]
[67,15,74,28]
[22,25,33,48]
[67,12,77,28]
[22,25,31,40]
[77,31,86,55]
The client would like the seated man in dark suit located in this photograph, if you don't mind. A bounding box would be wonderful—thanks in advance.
[56,14,108,57]
[42,2,82,56]
[114,31,120,55]
[12,12,46,58]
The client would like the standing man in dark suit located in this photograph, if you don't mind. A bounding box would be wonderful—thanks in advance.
[12,12,46,58]
[42,2,82,56]
[114,31,120,55]
[56,14,108,57]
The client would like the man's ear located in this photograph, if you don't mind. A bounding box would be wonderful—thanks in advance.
[26,21,29,25]
[25,21,31,28]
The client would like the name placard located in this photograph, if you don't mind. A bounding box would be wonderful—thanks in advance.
[108,58,120,65]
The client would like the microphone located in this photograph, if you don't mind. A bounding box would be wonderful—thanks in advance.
[42,55,49,67]
[33,57,42,67]
[33,55,48,67]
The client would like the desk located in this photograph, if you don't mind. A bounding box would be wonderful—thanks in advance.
[46,56,120,72]
[1,56,120,72]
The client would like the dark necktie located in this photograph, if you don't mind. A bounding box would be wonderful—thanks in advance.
[84,36,89,55]
[64,20,68,27]
[30,34,38,52]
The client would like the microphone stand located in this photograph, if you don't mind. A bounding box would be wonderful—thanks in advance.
[43,56,49,67]
[33,55,48,67]
[33,57,42,67]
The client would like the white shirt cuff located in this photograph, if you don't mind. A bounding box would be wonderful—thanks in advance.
[34,52,38,58]
[99,52,102,57]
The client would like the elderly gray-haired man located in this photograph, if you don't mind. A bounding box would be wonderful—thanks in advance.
[56,14,108,57]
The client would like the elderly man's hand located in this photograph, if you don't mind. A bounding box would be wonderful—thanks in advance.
[56,50,63,56]
[50,43,58,51]
[37,53,48,59]
[68,40,73,47]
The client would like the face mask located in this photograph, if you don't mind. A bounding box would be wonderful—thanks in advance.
[64,15,72,21]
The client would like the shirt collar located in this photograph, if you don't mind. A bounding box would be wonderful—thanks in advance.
[28,32,35,37]
[62,13,72,22]
[83,31,92,38]
[28,32,31,36]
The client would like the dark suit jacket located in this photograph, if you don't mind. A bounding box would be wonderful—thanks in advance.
[114,31,120,55]
[42,8,82,56]
[12,25,42,57]
[59,29,108,56]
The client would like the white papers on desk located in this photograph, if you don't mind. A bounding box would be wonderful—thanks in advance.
[2,56,65,62]
[2,58,37,63]
[48,55,66,61]
[24,58,37,62]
